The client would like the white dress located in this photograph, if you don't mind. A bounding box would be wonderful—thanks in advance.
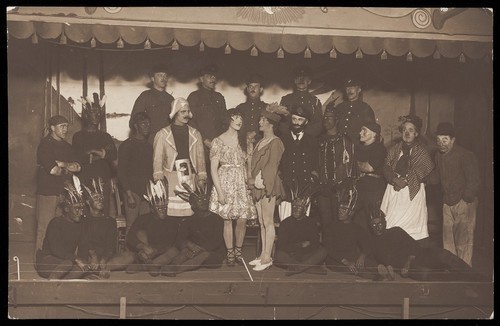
[380,183,429,240]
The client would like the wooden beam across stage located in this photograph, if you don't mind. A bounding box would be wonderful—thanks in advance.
[8,279,493,308]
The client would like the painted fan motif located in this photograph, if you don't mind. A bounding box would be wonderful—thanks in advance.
[236,7,305,24]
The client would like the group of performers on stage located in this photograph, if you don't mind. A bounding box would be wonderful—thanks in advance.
[34,63,483,281]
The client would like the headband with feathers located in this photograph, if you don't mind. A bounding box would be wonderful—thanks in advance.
[82,177,105,199]
[79,92,107,114]
[63,175,84,205]
[174,182,208,203]
[144,178,169,207]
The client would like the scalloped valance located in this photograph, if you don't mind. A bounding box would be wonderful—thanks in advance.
[7,7,492,60]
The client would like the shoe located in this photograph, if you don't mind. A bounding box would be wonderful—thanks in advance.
[253,260,273,271]
[234,246,243,265]
[226,248,235,267]
[249,258,261,266]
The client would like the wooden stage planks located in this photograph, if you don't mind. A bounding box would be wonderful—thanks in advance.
[9,278,493,307]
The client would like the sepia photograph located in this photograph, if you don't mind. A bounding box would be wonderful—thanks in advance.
[7,6,493,320]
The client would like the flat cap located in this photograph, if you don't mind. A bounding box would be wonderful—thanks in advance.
[246,73,264,85]
[293,65,312,77]
[48,115,69,126]
[290,105,311,120]
[344,78,362,87]
[435,122,455,137]
[199,64,219,77]
[149,64,169,76]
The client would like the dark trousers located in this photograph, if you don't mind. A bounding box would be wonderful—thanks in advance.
[353,180,386,231]
[317,191,339,234]
[409,247,479,281]
[35,250,86,279]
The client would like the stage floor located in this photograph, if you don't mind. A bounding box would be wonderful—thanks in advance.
[8,240,494,320]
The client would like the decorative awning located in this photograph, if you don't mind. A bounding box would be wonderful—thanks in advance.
[7,7,493,60]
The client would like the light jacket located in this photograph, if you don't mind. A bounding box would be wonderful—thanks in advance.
[153,125,207,180]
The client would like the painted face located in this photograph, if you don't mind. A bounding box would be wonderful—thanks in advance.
[246,83,263,100]
[401,122,418,144]
[436,135,455,154]
[135,119,151,138]
[84,106,102,126]
[201,73,217,90]
[174,105,193,125]
[345,85,361,101]
[370,217,387,236]
[291,114,308,133]
[88,192,104,213]
[66,202,85,223]
[151,72,168,90]
[294,76,311,91]
[323,114,337,131]
[360,126,376,144]
[51,123,69,140]
[291,198,308,220]
[229,114,243,131]
[153,203,168,220]
[190,194,209,212]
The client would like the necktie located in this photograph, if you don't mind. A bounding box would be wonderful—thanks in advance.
[394,143,411,177]
[293,134,300,145]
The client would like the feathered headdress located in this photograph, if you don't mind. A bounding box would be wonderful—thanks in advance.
[174,182,208,210]
[261,102,289,123]
[289,180,319,210]
[79,92,107,116]
[143,178,168,207]
[63,175,84,205]
[82,177,105,200]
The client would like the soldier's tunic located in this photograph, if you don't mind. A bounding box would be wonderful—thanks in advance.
[235,99,267,142]
[332,99,375,145]
[187,87,227,143]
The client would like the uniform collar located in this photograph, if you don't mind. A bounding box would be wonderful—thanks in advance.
[291,130,304,141]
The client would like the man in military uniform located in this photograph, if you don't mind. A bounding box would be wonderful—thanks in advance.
[187,64,228,151]
[278,105,320,221]
[235,73,268,145]
[280,65,323,138]
[330,78,375,145]
[130,64,175,144]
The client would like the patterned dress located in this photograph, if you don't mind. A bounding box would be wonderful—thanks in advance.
[209,138,257,221]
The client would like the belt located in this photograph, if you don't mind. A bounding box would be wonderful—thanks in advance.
[221,164,243,167]
[360,173,382,179]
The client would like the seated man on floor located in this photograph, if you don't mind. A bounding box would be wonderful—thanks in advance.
[102,178,179,277]
[322,180,393,280]
[76,178,118,279]
[274,182,327,276]
[161,183,225,277]
[35,176,92,279]
[369,206,484,281]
